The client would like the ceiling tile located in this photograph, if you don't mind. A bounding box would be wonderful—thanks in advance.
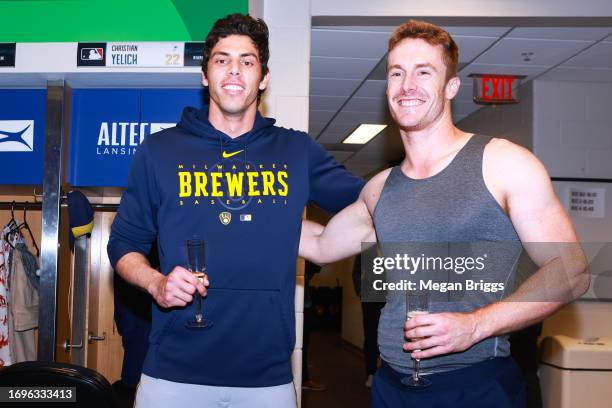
[354,80,387,98]
[311,29,389,59]
[453,35,500,62]
[366,57,388,80]
[563,41,612,68]
[329,150,355,163]
[311,56,380,80]
[335,109,388,124]
[508,27,612,41]
[443,26,511,37]
[310,77,360,96]
[317,131,349,143]
[344,96,388,112]
[460,63,550,83]
[318,122,359,139]
[356,128,403,156]
[539,66,612,82]
[309,95,346,111]
[309,122,327,136]
[309,110,336,124]
[473,38,592,67]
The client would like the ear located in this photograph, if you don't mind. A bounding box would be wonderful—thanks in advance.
[201,71,208,87]
[445,76,460,100]
[258,71,271,91]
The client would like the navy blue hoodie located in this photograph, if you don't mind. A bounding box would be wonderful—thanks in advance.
[107,106,364,387]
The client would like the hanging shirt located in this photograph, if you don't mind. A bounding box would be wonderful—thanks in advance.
[8,245,38,363]
[0,239,12,367]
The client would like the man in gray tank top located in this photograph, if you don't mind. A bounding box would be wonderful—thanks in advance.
[299,20,588,408]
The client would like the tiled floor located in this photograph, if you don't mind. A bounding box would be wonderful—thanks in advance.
[302,330,371,408]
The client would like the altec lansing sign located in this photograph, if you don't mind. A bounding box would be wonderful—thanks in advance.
[68,88,204,187]
[96,121,174,155]
[468,73,526,105]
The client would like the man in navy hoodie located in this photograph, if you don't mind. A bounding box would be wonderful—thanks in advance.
[107,14,364,408]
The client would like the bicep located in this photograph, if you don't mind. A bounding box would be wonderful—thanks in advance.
[506,154,579,266]
[301,198,375,264]
[323,199,376,244]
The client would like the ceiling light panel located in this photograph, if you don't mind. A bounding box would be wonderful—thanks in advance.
[343,124,387,144]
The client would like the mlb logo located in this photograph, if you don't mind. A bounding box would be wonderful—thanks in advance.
[0,120,34,152]
[81,48,104,61]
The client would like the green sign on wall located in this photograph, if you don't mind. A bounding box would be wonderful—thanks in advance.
[0,0,248,42]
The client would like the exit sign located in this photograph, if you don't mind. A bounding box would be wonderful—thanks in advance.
[468,73,526,105]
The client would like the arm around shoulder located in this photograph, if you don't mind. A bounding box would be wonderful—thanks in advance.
[299,170,389,264]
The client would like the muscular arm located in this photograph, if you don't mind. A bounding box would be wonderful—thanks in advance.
[116,252,208,308]
[472,140,588,336]
[299,169,390,264]
[405,140,589,358]
[300,199,376,264]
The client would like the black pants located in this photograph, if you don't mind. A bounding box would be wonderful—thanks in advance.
[510,323,543,408]
[362,302,384,376]
[372,358,527,408]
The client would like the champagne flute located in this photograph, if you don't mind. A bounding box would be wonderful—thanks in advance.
[185,239,213,329]
[401,290,431,387]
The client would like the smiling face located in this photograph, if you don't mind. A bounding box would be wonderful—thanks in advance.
[387,38,459,132]
[202,34,270,117]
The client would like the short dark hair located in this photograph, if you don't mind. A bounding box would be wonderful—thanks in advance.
[202,13,270,78]
[389,20,459,82]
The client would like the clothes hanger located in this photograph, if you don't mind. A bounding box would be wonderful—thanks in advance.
[5,201,40,257]
[3,201,19,245]
[20,201,40,257]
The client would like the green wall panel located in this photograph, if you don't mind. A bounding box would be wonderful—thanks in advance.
[0,0,248,42]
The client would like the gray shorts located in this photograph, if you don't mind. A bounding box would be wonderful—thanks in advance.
[135,374,297,408]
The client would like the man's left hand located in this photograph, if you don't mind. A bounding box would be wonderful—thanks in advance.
[403,312,482,359]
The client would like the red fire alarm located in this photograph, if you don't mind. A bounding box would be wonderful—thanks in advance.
[468,73,526,105]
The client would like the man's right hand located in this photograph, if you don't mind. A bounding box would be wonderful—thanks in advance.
[146,266,209,308]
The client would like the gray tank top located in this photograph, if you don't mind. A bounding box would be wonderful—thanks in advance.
[373,135,521,375]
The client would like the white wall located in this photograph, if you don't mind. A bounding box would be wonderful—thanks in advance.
[533,80,612,179]
[250,1,311,404]
[531,79,612,339]
[250,0,310,131]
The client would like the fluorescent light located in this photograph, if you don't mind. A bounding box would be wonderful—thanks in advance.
[342,124,387,144]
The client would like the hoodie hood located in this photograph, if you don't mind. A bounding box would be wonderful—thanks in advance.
[178,105,276,144]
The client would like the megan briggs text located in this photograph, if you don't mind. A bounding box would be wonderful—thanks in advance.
[373,279,505,293]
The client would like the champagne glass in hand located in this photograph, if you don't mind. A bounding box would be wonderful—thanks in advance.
[401,290,431,387]
[185,239,213,329]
